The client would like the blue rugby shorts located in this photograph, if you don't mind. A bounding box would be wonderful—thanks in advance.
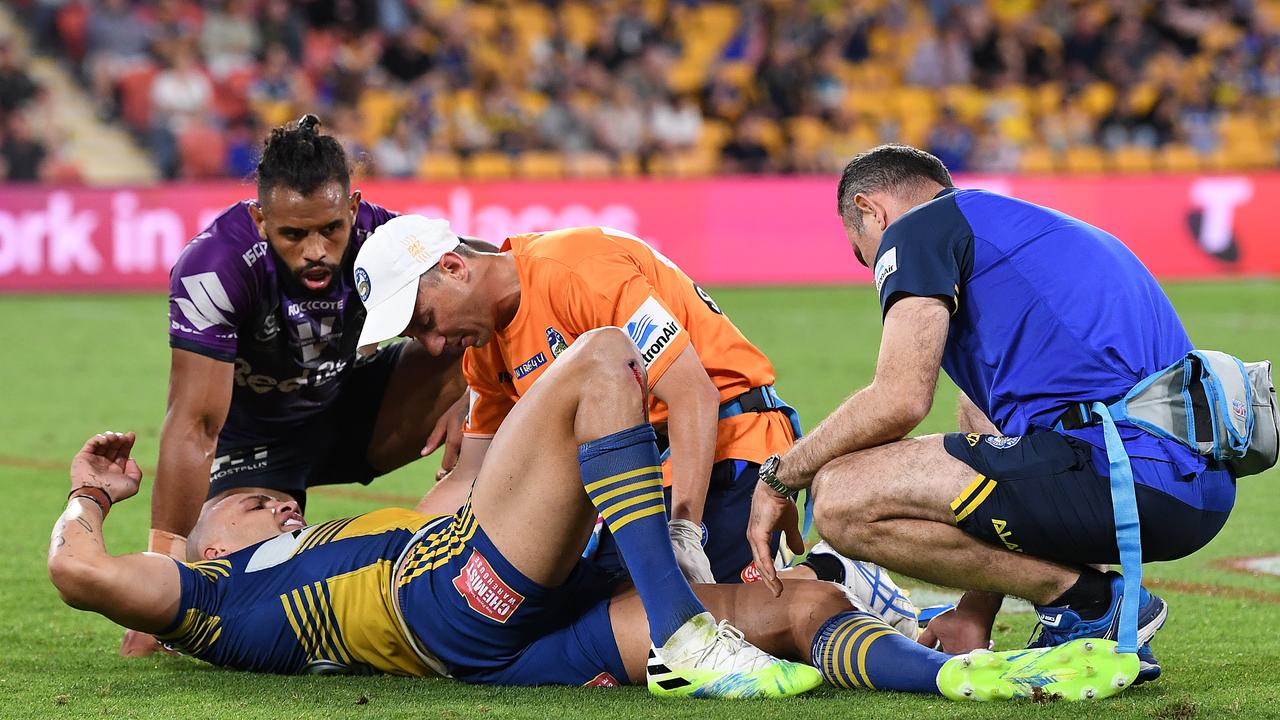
[941,431,1235,565]
[397,504,629,687]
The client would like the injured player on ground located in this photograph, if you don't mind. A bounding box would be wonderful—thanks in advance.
[48,329,1137,701]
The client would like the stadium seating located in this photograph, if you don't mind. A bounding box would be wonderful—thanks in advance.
[17,0,1280,181]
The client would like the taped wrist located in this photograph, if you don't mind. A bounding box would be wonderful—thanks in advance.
[149,528,189,560]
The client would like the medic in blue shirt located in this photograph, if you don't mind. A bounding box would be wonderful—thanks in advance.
[748,145,1237,685]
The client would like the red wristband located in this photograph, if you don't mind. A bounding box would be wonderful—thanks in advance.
[68,486,113,518]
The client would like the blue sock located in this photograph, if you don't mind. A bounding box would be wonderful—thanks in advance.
[579,424,705,646]
[810,611,946,693]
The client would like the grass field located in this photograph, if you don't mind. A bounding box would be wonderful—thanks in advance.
[2,283,1279,719]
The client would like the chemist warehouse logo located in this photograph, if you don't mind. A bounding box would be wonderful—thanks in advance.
[625,297,682,368]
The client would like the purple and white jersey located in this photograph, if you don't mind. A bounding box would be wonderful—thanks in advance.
[168,200,396,443]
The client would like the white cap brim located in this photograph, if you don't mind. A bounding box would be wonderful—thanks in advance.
[357,277,419,349]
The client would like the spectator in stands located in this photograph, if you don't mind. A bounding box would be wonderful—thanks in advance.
[149,44,212,178]
[222,117,259,179]
[2,111,48,182]
[86,0,153,120]
[0,40,38,119]
[649,92,702,155]
[371,117,425,178]
[380,25,435,85]
[258,0,304,62]
[906,24,973,89]
[926,108,975,173]
[593,84,647,160]
[21,0,1280,181]
[147,0,202,67]
[537,86,594,154]
[720,114,773,174]
[200,0,261,79]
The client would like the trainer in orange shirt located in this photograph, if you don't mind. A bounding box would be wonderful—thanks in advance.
[353,215,802,584]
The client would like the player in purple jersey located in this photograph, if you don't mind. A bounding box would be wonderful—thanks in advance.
[121,116,468,657]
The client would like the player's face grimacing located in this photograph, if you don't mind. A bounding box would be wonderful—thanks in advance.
[196,493,306,560]
[250,181,360,294]
[401,255,492,356]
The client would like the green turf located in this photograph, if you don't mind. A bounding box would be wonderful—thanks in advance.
[2,283,1279,719]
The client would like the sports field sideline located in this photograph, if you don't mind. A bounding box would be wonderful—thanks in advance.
[2,282,1278,720]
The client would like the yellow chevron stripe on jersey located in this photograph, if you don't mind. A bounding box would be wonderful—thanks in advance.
[397,510,481,585]
[157,607,223,656]
[183,559,232,581]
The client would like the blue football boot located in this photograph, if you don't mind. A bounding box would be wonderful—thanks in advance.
[1028,572,1166,684]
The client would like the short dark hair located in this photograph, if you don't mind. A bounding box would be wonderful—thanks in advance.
[836,144,954,230]
[255,114,351,201]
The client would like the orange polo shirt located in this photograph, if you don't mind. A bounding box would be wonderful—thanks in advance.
[462,227,794,471]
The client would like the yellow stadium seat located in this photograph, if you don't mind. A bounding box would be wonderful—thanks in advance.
[466,5,500,36]
[786,117,829,153]
[253,99,294,129]
[1078,82,1117,119]
[617,153,641,177]
[717,61,756,89]
[699,119,733,151]
[1110,145,1155,174]
[1030,83,1064,117]
[357,89,403,147]
[566,152,614,178]
[465,152,515,180]
[418,153,463,181]
[1220,113,1265,146]
[516,151,565,179]
[752,118,785,154]
[1063,145,1106,174]
[1018,145,1058,174]
[941,85,987,124]
[893,87,938,125]
[670,150,718,177]
[509,3,552,43]
[1158,144,1202,173]
[1222,141,1277,170]
[561,2,598,47]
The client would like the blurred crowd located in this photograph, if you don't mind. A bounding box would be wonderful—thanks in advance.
[0,38,78,182]
[10,0,1280,181]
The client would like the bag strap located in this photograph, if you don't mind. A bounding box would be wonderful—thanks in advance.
[1092,401,1142,655]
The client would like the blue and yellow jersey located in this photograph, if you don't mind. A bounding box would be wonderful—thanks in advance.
[156,508,449,676]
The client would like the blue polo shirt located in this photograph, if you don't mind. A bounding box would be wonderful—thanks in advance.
[875,188,1231,510]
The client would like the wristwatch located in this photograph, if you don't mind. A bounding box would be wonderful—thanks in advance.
[758,454,798,500]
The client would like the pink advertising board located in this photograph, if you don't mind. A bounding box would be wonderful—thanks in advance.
[1,174,1276,291]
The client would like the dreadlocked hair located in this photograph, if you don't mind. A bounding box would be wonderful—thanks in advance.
[255,114,351,199]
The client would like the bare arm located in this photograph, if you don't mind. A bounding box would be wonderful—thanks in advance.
[957,390,999,435]
[49,433,182,634]
[416,435,490,515]
[650,344,720,525]
[777,295,951,489]
[151,349,233,553]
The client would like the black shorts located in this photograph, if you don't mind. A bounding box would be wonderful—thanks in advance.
[207,342,406,510]
[941,431,1234,565]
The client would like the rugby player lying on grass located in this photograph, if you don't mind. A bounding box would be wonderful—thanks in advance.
[48,329,1137,701]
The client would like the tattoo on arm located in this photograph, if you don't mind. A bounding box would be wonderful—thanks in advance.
[74,517,94,534]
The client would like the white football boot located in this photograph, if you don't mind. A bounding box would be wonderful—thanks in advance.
[647,612,822,699]
[807,540,920,638]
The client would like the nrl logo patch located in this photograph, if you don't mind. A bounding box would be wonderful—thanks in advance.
[1232,398,1248,420]
[354,267,371,302]
[985,435,1021,450]
[546,326,569,357]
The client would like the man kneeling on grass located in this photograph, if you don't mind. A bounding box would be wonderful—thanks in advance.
[48,329,1136,701]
